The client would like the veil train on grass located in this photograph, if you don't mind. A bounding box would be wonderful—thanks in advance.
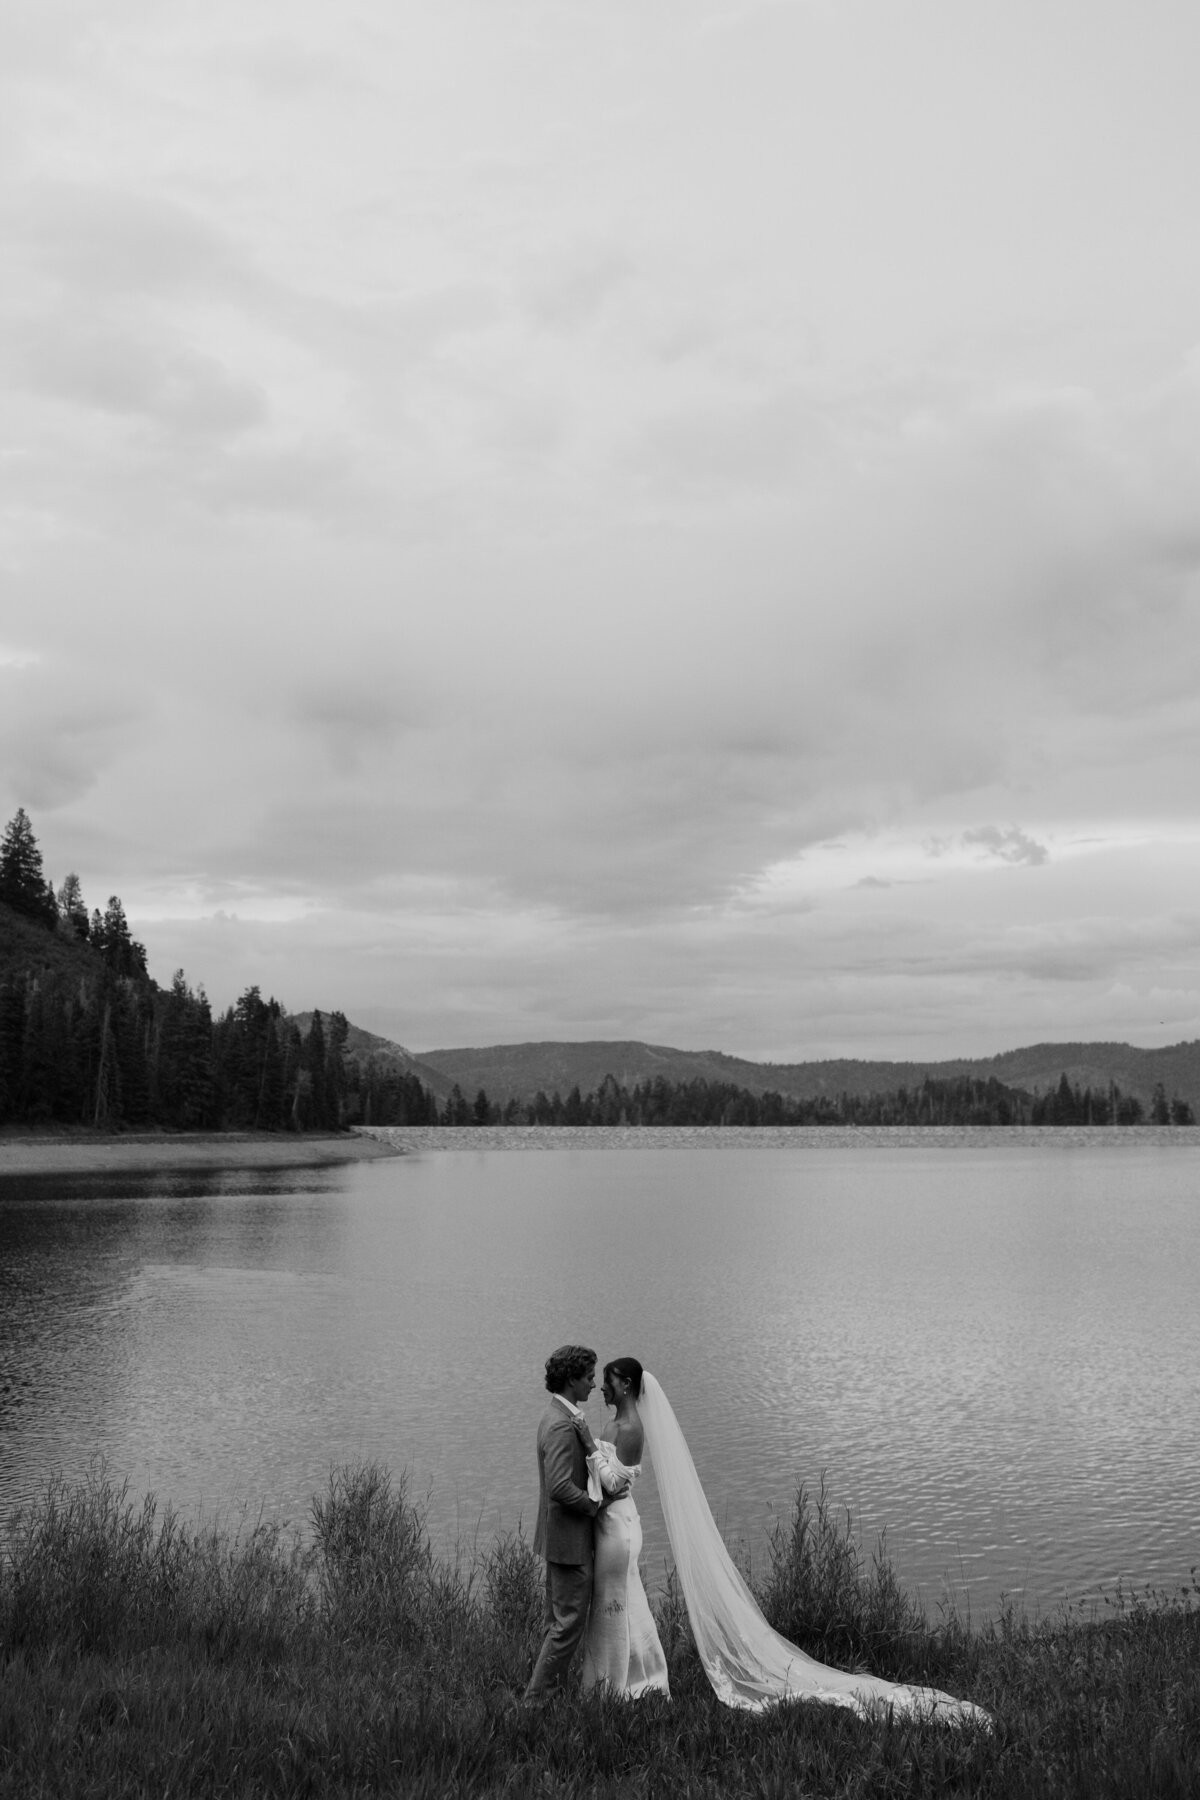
[638,1371,990,1725]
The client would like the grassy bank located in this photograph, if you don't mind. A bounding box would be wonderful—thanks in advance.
[1,1466,1196,1799]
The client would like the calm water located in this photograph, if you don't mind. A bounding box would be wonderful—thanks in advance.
[2,1132,1198,1619]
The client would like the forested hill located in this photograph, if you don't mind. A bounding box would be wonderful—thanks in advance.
[415,1037,1200,1114]
[5,802,1197,1133]
[0,807,430,1135]
[0,886,354,1133]
[291,1015,454,1101]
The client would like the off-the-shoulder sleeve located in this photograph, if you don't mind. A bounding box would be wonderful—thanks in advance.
[586,1440,638,1500]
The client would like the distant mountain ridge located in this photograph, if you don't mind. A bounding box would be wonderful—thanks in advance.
[407,1036,1200,1111]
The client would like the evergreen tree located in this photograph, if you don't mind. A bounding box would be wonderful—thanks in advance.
[0,982,26,1122]
[92,896,149,981]
[156,971,215,1128]
[18,982,54,1121]
[56,982,88,1124]
[57,872,90,940]
[443,1082,471,1125]
[22,977,64,1122]
[212,985,290,1128]
[155,970,188,1123]
[256,1010,286,1129]
[111,982,151,1124]
[0,808,57,926]
[594,1073,624,1126]
[282,1021,305,1130]
[325,1011,350,1129]
[306,1011,328,1128]
[91,998,120,1128]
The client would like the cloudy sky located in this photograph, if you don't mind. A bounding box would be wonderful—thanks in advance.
[3,0,1200,1061]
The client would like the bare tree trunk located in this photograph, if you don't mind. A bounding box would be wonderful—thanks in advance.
[94,1000,112,1128]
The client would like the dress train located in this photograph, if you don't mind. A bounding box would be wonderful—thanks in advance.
[638,1372,990,1726]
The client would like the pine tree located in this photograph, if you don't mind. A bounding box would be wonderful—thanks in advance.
[306,1011,328,1128]
[19,979,67,1122]
[0,808,57,926]
[92,896,148,981]
[184,986,216,1127]
[0,981,26,1122]
[101,982,150,1125]
[256,1009,285,1129]
[214,986,283,1127]
[443,1082,471,1125]
[57,872,90,940]
[92,998,120,1128]
[325,1011,349,1129]
[55,977,89,1124]
[282,1021,305,1130]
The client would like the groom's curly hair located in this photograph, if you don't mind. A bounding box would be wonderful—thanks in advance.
[544,1344,596,1393]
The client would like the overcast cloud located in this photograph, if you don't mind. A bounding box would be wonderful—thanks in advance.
[3,0,1200,1058]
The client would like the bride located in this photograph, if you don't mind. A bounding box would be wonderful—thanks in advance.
[575,1357,671,1698]
[576,1358,989,1725]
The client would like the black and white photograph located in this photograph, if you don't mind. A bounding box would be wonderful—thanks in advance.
[2,3,1198,1794]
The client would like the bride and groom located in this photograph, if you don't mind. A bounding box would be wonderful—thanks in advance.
[524,1346,668,1708]
[523,1344,989,1725]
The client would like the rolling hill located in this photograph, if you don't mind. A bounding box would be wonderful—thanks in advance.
[409,1036,1200,1111]
[9,891,1195,1116]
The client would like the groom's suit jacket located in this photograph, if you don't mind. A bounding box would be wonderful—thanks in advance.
[533,1398,600,1565]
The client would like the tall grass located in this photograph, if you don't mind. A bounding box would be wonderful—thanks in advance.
[1,1464,313,1662]
[1,1461,1197,1798]
[757,1476,927,1676]
[311,1462,434,1644]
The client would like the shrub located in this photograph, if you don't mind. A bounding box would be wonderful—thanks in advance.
[309,1461,434,1645]
[755,1475,929,1679]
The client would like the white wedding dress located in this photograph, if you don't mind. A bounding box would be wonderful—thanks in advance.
[637,1373,991,1726]
[581,1439,670,1698]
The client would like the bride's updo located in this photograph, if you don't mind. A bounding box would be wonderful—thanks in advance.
[604,1357,643,1398]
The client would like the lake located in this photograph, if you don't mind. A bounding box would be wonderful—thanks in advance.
[2,1128,1198,1621]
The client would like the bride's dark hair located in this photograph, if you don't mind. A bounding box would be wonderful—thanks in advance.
[603,1357,643,1399]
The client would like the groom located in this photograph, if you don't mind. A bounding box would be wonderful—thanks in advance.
[523,1343,620,1705]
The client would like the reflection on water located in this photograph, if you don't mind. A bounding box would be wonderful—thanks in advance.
[2,1138,1199,1619]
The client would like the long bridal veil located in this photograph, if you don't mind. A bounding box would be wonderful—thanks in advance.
[638,1373,989,1724]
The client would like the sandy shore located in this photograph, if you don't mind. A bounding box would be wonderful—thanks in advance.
[0,1130,402,1178]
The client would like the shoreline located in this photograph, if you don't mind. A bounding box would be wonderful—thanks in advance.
[358,1121,1200,1152]
[0,1129,401,1178]
[4,1121,1199,1177]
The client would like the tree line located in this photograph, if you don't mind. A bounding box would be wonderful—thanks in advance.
[0,809,356,1132]
[432,1068,1192,1128]
[2,806,1195,1132]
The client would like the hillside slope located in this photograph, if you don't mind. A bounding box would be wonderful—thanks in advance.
[0,901,100,987]
[291,1013,455,1100]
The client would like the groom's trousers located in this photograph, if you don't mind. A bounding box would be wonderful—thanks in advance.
[524,1557,592,1700]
